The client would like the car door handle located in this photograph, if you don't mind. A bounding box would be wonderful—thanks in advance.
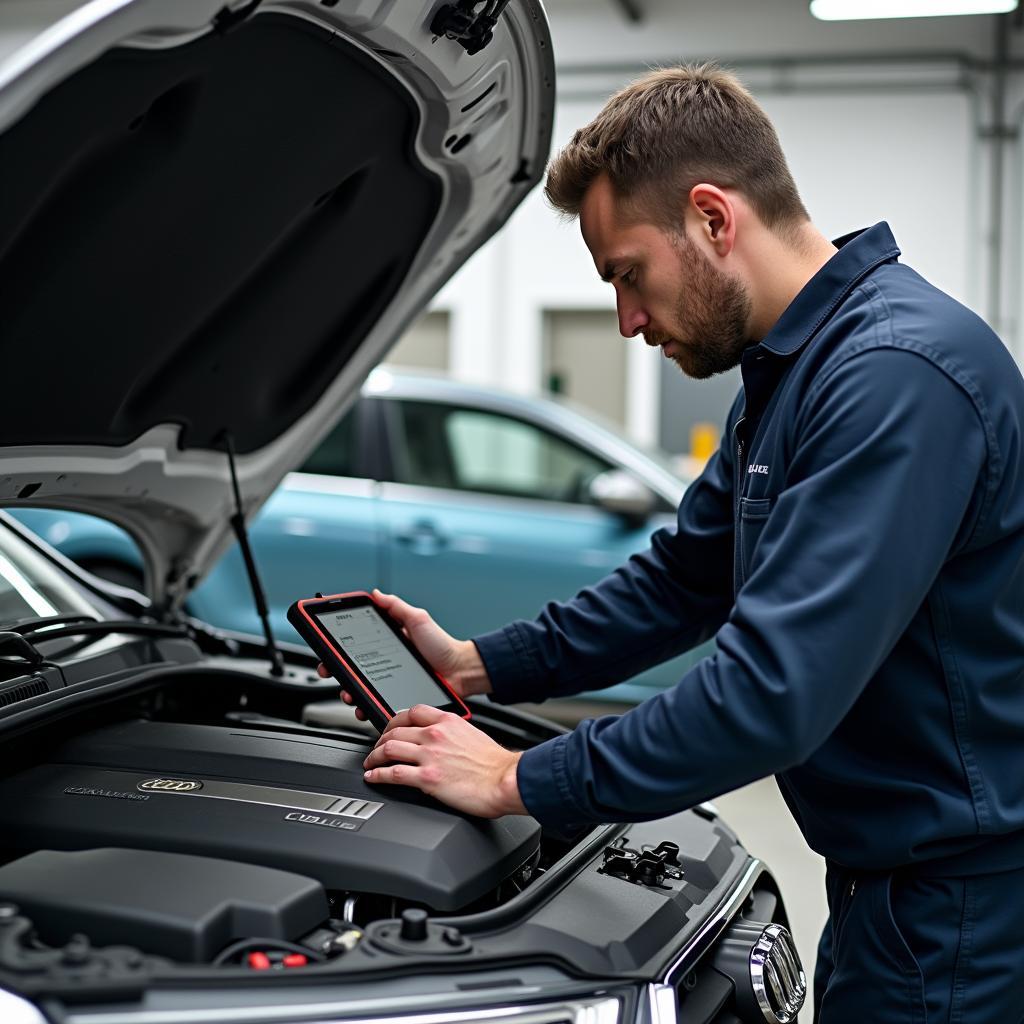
[394,520,447,556]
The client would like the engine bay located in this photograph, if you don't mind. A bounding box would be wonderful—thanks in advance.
[0,716,540,914]
[0,662,554,976]
[0,651,762,1014]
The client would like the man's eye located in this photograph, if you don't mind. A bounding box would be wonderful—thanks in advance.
[621,269,636,286]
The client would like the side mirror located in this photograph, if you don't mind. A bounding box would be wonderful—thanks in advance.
[587,469,656,526]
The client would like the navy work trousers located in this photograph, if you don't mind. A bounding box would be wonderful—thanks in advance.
[813,861,1024,1022]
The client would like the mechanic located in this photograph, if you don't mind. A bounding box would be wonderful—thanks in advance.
[334,65,1024,1021]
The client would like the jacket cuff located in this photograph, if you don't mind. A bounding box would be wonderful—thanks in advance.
[516,738,592,837]
[473,623,549,705]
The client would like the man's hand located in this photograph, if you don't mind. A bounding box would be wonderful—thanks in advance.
[317,589,492,721]
[362,705,527,819]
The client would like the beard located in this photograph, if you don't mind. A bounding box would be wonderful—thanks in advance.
[644,233,752,380]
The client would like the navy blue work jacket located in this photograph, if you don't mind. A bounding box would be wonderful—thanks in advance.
[474,223,1024,875]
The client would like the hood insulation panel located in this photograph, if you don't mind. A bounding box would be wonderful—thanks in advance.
[0,12,441,455]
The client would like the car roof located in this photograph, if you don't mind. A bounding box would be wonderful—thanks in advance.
[362,368,689,505]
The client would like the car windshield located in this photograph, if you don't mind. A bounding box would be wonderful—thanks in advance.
[0,519,106,630]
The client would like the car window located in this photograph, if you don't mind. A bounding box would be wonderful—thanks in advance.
[298,405,358,477]
[0,520,106,627]
[390,401,613,504]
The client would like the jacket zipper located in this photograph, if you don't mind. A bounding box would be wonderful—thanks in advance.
[733,416,746,594]
[734,417,746,504]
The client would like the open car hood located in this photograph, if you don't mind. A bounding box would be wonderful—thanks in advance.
[0,0,553,613]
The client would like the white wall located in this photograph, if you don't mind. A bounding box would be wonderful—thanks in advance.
[4,0,1021,446]
[435,0,1024,448]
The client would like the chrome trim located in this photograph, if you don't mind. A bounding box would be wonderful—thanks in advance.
[284,469,645,530]
[638,985,677,1024]
[68,995,620,1024]
[749,924,805,1024]
[377,481,660,523]
[130,776,383,820]
[282,474,378,499]
[0,988,48,1024]
[342,894,359,924]
[661,859,764,985]
[138,778,203,793]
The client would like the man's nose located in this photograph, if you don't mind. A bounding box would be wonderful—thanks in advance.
[617,298,649,339]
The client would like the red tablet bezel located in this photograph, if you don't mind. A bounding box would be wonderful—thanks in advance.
[294,591,471,723]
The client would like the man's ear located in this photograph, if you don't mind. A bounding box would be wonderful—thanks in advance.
[687,184,736,256]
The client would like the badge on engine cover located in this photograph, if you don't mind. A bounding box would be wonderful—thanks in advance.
[131,775,382,829]
[138,778,204,792]
[283,811,360,831]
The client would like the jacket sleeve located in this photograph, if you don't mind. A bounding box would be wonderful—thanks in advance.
[514,348,988,831]
[472,396,741,704]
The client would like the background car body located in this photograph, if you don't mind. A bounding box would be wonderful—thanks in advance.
[11,370,713,704]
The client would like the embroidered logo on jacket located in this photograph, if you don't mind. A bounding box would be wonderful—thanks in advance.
[747,464,769,475]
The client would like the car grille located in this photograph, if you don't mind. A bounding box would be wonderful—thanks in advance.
[749,923,806,1024]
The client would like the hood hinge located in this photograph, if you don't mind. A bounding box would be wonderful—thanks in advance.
[430,0,512,56]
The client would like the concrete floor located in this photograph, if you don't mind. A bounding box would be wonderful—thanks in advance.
[714,780,827,993]
[528,699,829,1008]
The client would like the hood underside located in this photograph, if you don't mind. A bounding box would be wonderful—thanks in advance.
[0,11,440,456]
[0,0,553,611]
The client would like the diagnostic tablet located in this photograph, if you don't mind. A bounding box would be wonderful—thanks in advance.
[287,591,471,733]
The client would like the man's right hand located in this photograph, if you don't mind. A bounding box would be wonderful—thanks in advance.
[316,588,493,720]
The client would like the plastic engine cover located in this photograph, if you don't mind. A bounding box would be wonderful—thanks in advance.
[0,848,328,962]
[0,719,541,911]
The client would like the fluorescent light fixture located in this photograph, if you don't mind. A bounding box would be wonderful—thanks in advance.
[811,0,1018,19]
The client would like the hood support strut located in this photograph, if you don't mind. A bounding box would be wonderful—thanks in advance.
[222,433,284,677]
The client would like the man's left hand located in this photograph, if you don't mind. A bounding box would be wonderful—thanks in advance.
[362,705,527,818]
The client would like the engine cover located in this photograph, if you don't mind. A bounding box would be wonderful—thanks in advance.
[0,848,329,962]
[0,719,540,911]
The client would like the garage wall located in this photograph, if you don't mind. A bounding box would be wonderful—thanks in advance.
[5,1,1022,453]
[658,82,977,452]
[383,311,450,373]
[432,0,1024,454]
[543,310,628,429]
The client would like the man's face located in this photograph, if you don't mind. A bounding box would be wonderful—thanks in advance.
[579,176,752,379]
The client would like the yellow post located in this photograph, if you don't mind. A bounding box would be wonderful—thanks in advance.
[690,422,719,466]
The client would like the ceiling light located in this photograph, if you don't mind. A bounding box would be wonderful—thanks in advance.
[811,0,1018,19]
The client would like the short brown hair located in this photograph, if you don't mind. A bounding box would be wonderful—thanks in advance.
[545,63,808,232]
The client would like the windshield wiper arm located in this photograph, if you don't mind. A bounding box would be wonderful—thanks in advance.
[3,614,98,634]
[17,620,186,645]
[0,620,185,677]
[0,631,45,666]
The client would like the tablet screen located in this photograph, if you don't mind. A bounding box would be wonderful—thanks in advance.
[318,604,450,712]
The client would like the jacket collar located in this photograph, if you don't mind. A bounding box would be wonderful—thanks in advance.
[757,221,901,358]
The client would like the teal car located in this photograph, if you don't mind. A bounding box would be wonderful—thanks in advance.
[10,370,710,703]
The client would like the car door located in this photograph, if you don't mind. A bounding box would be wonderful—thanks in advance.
[377,396,668,632]
[187,401,384,641]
